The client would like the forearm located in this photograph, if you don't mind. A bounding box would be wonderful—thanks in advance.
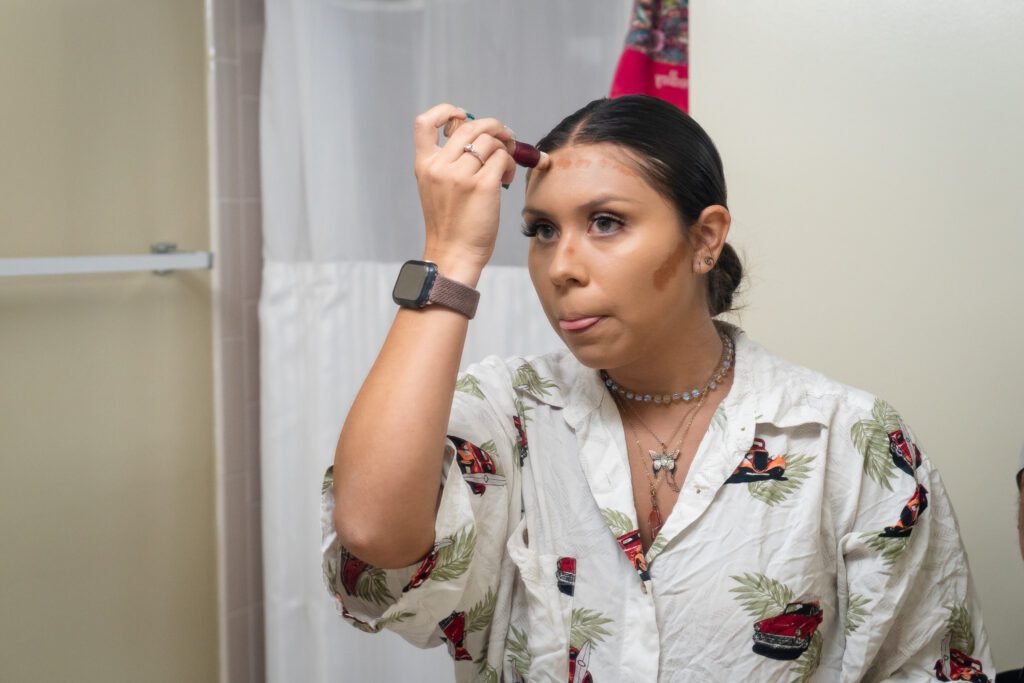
[332,258,483,568]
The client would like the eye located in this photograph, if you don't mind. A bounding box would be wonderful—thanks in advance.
[591,214,624,235]
[521,222,558,242]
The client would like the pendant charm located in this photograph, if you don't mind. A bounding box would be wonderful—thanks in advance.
[648,505,664,538]
[649,449,680,480]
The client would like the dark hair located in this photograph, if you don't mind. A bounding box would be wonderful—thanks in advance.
[532,95,744,318]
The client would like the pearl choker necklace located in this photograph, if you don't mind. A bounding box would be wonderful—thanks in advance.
[599,333,734,405]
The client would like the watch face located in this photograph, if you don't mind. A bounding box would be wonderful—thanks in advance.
[393,260,436,307]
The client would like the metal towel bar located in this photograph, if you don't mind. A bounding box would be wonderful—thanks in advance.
[0,243,214,278]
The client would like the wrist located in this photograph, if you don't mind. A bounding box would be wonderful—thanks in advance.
[420,248,485,288]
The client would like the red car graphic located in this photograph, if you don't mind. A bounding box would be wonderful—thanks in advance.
[568,640,594,683]
[752,600,824,660]
[616,530,651,582]
[880,484,929,538]
[888,428,922,477]
[726,438,788,484]
[450,436,504,495]
[338,547,369,597]
[438,610,473,661]
[402,537,454,593]
[556,557,576,597]
[935,648,989,682]
[513,415,529,466]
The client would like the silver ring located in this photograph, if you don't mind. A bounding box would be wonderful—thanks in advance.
[463,143,485,165]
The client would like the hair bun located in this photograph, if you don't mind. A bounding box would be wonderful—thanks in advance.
[708,242,743,317]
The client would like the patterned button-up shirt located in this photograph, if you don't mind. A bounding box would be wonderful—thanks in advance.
[321,320,992,682]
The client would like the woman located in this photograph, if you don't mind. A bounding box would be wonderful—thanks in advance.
[321,95,992,681]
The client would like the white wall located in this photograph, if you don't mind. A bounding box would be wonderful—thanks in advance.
[692,0,1024,667]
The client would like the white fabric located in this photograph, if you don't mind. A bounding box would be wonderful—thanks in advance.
[321,321,993,682]
[259,1,633,679]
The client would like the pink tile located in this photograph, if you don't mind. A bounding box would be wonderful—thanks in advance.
[244,399,261,494]
[242,301,260,405]
[240,97,261,201]
[214,61,241,200]
[247,500,264,605]
[217,201,243,340]
[240,202,263,299]
[225,473,251,614]
[228,607,252,683]
[219,338,246,476]
[239,0,264,98]
[250,601,266,682]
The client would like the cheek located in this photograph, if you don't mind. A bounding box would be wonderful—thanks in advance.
[651,240,688,292]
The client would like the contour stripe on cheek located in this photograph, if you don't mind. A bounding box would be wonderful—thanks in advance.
[652,241,688,291]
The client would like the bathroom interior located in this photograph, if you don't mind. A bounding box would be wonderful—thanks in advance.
[1,1,1021,681]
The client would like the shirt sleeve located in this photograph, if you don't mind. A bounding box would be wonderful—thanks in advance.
[837,397,993,682]
[320,355,522,661]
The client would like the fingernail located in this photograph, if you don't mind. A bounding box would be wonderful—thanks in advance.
[501,183,510,190]
[503,125,516,138]
[465,112,476,120]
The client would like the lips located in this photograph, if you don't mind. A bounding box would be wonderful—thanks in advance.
[558,316,604,332]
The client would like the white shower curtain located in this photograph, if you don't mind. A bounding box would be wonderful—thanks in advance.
[259,0,633,679]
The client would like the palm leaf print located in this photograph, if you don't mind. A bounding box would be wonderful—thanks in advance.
[600,508,635,538]
[478,440,503,476]
[729,573,795,619]
[746,454,816,506]
[844,594,870,635]
[947,604,975,656]
[861,531,909,566]
[647,533,669,558]
[569,608,614,650]
[355,566,396,607]
[505,625,531,678]
[851,398,902,491]
[322,465,334,496]
[465,586,497,633]
[476,663,499,683]
[377,610,415,629]
[790,631,823,683]
[511,362,557,397]
[513,397,534,425]
[455,373,485,400]
[431,526,476,582]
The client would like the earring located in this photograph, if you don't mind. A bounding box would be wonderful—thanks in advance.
[704,255,714,267]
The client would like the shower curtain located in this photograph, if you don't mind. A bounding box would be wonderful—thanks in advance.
[259,0,634,679]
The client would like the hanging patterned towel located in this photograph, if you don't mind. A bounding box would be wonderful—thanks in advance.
[609,0,690,112]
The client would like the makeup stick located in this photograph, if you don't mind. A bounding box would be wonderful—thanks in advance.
[443,113,551,170]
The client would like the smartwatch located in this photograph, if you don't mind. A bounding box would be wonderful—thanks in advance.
[392,260,480,319]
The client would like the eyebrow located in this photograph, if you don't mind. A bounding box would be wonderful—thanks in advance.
[521,193,639,218]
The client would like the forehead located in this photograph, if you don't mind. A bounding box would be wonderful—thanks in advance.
[524,143,655,203]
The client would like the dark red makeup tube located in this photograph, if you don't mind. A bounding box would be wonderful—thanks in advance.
[510,140,542,168]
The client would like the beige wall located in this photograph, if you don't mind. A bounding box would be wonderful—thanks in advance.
[0,2,217,681]
[694,0,1024,668]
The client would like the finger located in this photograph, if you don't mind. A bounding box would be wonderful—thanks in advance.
[452,134,506,176]
[414,103,467,158]
[500,145,517,186]
[477,146,512,188]
[439,118,513,164]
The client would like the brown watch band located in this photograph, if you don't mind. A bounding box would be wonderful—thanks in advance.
[428,272,480,319]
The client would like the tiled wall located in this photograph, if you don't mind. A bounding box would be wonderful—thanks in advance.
[207,0,265,680]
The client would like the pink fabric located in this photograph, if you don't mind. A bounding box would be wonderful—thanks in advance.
[609,0,690,112]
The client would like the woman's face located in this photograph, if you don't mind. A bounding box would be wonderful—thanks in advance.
[523,142,718,370]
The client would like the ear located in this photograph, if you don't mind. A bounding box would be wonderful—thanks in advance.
[688,205,731,273]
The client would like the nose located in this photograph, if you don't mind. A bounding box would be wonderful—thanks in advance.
[547,232,588,288]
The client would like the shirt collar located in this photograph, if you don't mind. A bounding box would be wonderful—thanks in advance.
[516,320,829,430]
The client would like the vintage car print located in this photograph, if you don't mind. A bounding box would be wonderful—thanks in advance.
[438,610,473,661]
[615,529,651,582]
[556,556,577,597]
[338,546,369,597]
[751,600,824,660]
[402,537,455,593]
[725,438,788,484]
[450,436,505,495]
[880,483,929,538]
[934,648,989,682]
[513,414,529,466]
[569,640,594,683]
[888,425,922,477]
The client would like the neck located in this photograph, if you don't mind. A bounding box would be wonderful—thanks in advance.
[604,317,726,397]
